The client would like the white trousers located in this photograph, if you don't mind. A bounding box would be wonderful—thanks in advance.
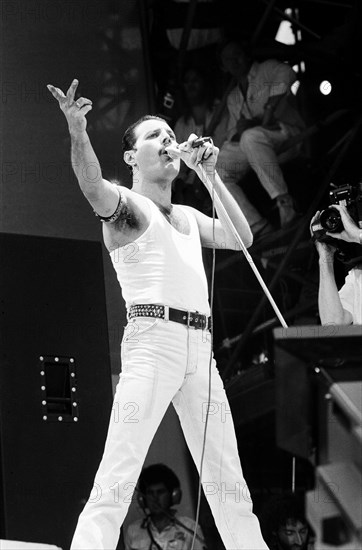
[216,125,300,227]
[70,317,268,550]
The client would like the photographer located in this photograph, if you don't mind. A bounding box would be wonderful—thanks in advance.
[311,204,362,325]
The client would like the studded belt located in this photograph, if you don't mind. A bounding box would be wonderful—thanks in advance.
[128,304,211,330]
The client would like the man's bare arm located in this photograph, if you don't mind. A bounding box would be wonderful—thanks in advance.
[318,257,353,325]
[47,79,120,216]
[173,135,253,249]
[187,169,253,250]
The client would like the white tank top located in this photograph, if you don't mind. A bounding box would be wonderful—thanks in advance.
[109,197,210,315]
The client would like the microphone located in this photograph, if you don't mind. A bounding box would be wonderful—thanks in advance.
[165,136,212,159]
[190,137,212,147]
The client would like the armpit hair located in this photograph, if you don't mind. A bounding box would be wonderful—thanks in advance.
[112,200,140,230]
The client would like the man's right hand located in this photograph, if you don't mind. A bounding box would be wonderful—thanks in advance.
[47,79,92,136]
[310,211,336,260]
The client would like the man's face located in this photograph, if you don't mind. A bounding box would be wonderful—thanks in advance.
[221,43,250,78]
[276,520,309,550]
[144,482,172,516]
[132,119,180,181]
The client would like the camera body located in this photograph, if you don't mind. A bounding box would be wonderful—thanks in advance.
[311,181,362,266]
[312,183,362,239]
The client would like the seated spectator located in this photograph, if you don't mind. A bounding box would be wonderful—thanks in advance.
[260,492,314,550]
[216,40,306,238]
[124,463,207,550]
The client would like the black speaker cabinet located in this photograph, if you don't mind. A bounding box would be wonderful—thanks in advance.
[0,233,113,550]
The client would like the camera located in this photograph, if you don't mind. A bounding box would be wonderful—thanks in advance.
[311,180,362,266]
[311,182,362,240]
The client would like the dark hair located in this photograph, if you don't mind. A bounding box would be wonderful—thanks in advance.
[138,463,180,495]
[260,492,308,544]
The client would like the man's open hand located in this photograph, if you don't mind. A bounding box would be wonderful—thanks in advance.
[47,79,92,135]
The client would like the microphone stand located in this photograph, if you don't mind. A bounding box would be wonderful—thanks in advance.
[198,164,288,329]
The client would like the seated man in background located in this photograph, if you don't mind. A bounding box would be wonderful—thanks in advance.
[311,203,362,325]
[260,492,314,550]
[217,40,305,239]
[124,463,206,550]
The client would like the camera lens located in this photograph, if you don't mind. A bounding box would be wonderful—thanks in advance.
[319,207,343,232]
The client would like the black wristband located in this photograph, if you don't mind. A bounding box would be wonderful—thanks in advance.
[94,190,123,223]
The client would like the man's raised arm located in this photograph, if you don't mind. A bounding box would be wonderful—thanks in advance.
[47,79,119,217]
